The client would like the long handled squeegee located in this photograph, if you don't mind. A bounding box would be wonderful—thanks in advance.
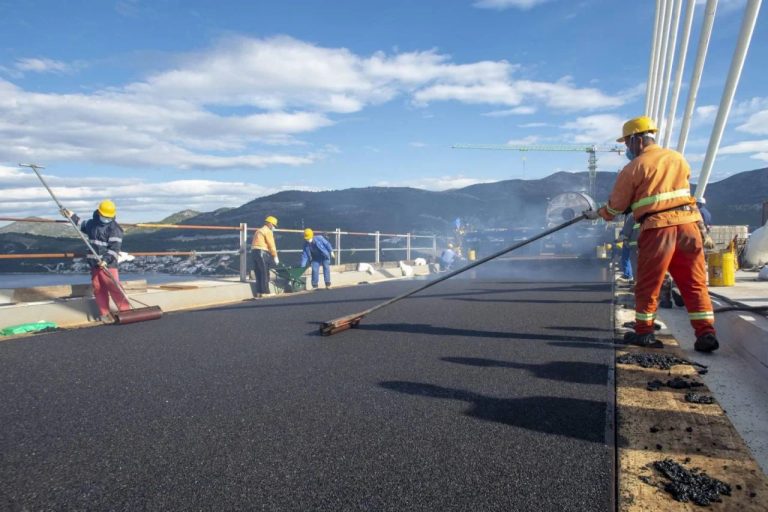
[20,163,163,325]
[320,213,588,336]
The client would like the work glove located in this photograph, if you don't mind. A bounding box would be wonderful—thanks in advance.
[273,256,280,265]
[703,233,716,250]
[582,208,600,220]
[60,208,73,219]
[330,252,336,259]
[97,260,108,269]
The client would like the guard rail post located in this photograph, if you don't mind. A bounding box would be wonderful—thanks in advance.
[335,228,342,265]
[239,223,248,282]
[375,231,380,264]
[406,233,412,261]
[432,235,437,257]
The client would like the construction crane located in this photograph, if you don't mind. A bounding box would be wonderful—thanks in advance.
[452,143,624,199]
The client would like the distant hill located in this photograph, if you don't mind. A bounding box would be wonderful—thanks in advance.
[181,170,619,235]
[0,209,202,237]
[699,167,767,228]
[0,217,78,238]
[1,168,766,264]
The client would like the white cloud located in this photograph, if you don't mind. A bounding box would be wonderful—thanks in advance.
[505,135,540,145]
[696,105,717,122]
[483,106,537,117]
[719,139,768,161]
[14,57,73,74]
[0,165,313,222]
[409,142,427,148]
[414,76,622,111]
[518,122,549,128]
[685,152,706,163]
[0,35,624,171]
[737,109,768,136]
[376,174,495,191]
[562,114,625,144]
[473,0,551,10]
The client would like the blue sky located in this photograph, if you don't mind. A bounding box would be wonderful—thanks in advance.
[0,0,766,223]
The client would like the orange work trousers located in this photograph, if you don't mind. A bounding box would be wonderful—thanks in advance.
[91,267,131,317]
[635,223,715,338]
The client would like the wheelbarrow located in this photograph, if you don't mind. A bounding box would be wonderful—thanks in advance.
[270,265,308,293]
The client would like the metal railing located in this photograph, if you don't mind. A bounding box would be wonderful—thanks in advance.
[0,217,438,282]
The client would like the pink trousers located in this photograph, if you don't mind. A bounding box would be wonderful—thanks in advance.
[91,267,131,316]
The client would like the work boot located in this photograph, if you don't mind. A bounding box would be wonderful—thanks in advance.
[325,284,332,290]
[659,299,673,309]
[694,333,719,353]
[623,331,663,348]
[622,321,663,331]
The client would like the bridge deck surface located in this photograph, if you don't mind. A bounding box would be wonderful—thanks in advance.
[1,261,614,511]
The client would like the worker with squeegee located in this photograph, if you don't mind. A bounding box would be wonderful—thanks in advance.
[583,116,719,353]
[61,200,130,324]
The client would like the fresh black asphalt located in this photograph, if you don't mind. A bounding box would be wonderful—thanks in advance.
[0,259,614,511]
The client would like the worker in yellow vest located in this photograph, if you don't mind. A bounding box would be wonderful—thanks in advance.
[252,216,278,297]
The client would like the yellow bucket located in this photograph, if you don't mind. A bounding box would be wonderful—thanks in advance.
[707,250,735,287]
[468,249,477,261]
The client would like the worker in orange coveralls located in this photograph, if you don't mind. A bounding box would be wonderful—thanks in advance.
[583,116,718,352]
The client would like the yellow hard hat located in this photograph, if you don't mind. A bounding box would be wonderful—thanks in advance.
[265,215,278,227]
[605,243,612,250]
[617,116,658,142]
[304,228,314,241]
[97,199,116,218]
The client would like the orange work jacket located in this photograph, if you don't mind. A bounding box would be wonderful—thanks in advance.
[251,225,277,257]
[598,144,702,231]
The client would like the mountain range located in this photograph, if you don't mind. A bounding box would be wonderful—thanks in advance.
[1,167,766,272]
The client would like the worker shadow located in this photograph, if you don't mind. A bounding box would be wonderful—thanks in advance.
[441,357,608,385]
[547,326,612,333]
[357,323,602,343]
[443,297,613,305]
[410,283,610,300]
[379,380,606,444]
[205,294,395,313]
[548,341,617,350]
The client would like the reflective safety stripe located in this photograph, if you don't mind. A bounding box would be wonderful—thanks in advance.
[688,311,715,321]
[90,239,108,246]
[107,250,119,257]
[629,241,638,246]
[86,254,99,259]
[108,237,122,242]
[606,205,622,216]
[636,312,656,321]
[631,188,690,211]
[632,223,640,230]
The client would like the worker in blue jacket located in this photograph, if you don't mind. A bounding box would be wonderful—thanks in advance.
[300,229,335,290]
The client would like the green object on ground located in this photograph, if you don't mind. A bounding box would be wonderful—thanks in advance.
[1,321,58,336]
[271,265,307,292]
